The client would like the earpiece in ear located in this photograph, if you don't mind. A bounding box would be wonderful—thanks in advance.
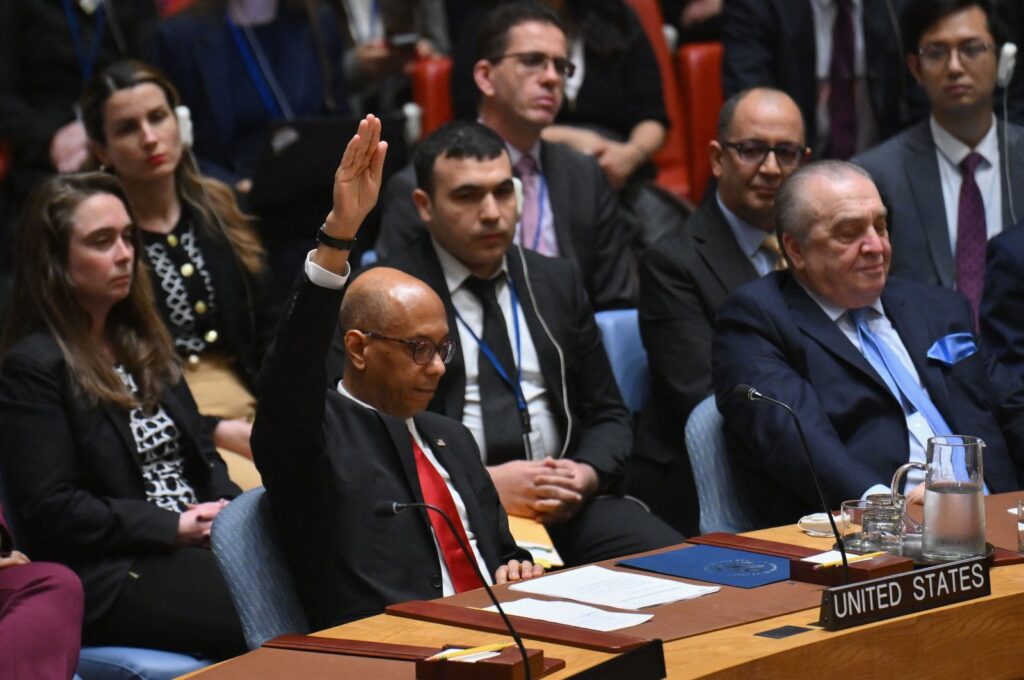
[175,105,194,149]
[512,176,524,218]
[997,42,1017,89]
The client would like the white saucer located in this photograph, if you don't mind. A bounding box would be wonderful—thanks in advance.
[797,512,839,537]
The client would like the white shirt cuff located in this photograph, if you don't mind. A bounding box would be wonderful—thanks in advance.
[860,483,891,501]
[303,249,351,290]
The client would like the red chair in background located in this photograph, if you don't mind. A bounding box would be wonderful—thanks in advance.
[624,0,692,203]
[675,42,724,204]
[0,140,10,185]
[410,56,454,140]
[158,0,196,17]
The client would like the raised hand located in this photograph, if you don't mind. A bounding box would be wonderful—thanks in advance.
[324,114,389,238]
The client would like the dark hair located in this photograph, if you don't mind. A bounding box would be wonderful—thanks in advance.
[475,1,566,62]
[1,173,180,410]
[413,120,509,196]
[81,60,266,276]
[902,0,1005,55]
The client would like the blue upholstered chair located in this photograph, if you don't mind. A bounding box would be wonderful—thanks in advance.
[684,395,758,534]
[210,487,310,650]
[594,309,650,413]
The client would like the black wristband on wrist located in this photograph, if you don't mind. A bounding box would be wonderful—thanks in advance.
[316,224,357,251]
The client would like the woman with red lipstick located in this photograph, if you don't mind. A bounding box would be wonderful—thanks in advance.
[80,61,278,481]
[0,173,245,659]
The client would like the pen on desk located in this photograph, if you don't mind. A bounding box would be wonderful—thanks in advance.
[426,641,514,661]
[813,551,887,570]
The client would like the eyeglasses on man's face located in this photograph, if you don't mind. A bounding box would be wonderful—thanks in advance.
[493,51,576,78]
[721,140,806,168]
[360,331,456,366]
[917,40,996,68]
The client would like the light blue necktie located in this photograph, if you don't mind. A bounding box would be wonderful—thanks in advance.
[849,308,952,437]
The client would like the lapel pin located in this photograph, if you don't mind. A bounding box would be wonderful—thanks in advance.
[435,438,446,448]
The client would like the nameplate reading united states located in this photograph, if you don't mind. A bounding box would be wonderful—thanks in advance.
[819,556,990,630]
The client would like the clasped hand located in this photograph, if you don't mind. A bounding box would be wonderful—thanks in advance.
[489,457,599,523]
[177,499,230,548]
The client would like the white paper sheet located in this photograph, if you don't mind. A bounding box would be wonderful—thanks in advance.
[484,598,653,632]
[508,565,718,610]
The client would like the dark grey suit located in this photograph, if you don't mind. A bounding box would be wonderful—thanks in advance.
[853,118,1024,287]
[628,200,760,535]
[375,140,636,310]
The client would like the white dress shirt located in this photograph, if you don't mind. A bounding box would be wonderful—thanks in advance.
[431,241,561,463]
[931,114,1004,254]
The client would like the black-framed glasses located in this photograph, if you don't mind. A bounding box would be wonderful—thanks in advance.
[361,331,456,366]
[493,51,576,78]
[721,140,806,168]
[918,40,995,68]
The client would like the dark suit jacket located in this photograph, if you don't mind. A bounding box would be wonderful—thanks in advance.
[712,273,1024,526]
[252,275,526,630]
[722,0,927,152]
[375,141,636,310]
[152,5,346,184]
[982,224,1024,380]
[0,333,239,623]
[377,235,633,489]
[853,118,1024,287]
[636,199,760,467]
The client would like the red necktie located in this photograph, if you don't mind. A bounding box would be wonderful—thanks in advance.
[410,435,484,593]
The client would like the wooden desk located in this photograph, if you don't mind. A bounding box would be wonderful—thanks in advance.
[190,511,1024,678]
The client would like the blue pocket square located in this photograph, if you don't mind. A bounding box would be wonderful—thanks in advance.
[927,333,977,365]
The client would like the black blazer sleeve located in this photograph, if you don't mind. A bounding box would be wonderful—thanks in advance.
[0,352,180,556]
[982,227,1024,381]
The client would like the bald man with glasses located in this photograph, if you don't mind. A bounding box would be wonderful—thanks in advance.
[629,87,810,535]
[253,115,540,631]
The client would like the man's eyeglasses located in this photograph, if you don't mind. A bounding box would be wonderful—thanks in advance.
[721,140,806,168]
[361,331,456,366]
[917,40,995,68]
[493,51,576,78]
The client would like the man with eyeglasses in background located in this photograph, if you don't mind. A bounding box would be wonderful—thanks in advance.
[376,1,635,311]
[854,0,1024,324]
[627,88,810,535]
[375,120,682,566]
[254,116,541,630]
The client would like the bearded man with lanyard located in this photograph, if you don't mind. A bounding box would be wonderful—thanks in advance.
[374,120,683,566]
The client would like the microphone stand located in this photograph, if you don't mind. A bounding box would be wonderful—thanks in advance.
[734,385,850,584]
[376,501,533,679]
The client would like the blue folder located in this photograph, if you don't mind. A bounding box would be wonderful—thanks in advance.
[619,545,791,589]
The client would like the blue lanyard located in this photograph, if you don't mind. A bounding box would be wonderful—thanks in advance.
[227,20,285,118]
[62,0,106,85]
[455,276,530,426]
[529,175,548,251]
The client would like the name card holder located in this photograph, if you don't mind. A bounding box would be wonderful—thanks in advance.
[819,556,990,631]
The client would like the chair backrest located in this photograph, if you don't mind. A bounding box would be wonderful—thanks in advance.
[211,487,310,650]
[410,56,454,140]
[594,309,650,414]
[684,395,757,534]
[676,42,724,204]
[623,0,691,202]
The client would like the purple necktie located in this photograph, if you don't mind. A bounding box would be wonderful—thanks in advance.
[828,0,857,159]
[514,154,542,253]
[956,152,987,329]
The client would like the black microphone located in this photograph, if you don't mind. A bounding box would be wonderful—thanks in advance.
[732,384,850,584]
[375,500,532,679]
